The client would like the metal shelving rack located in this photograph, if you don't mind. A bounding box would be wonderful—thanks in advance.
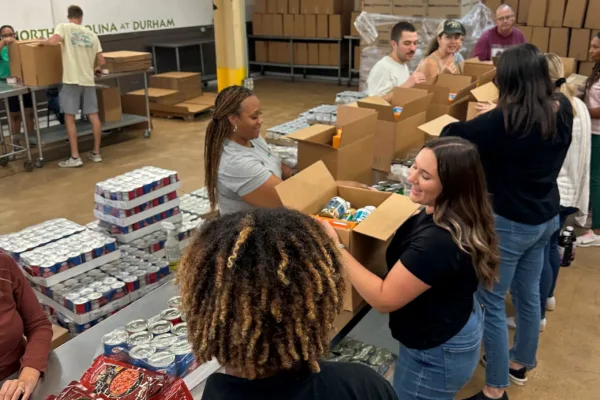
[247,35,345,85]
[346,35,361,87]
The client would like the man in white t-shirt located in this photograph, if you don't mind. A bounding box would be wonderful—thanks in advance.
[41,5,105,168]
[366,21,426,101]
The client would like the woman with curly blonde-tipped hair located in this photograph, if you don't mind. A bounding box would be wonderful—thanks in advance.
[177,208,399,400]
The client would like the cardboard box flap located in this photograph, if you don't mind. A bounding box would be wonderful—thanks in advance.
[470,82,499,102]
[129,88,178,98]
[462,63,496,81]
[337,105,378,126]
[476,69,496,86]
[418,114,459,137]
[392,87,430,106]
[288,125,336,149]
[276,161,338,214]
[103,51,152,62]
[567,73,588,85]
[561,57,576,77]
[337,106,378,147]
[436,74,474,93]
[353,194,420,241]
[357,97,396,121]
[397,93,434,120]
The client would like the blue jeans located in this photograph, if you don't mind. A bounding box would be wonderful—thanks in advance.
[393,300,483,399]
[540,207,576,319]
[477,214,559,388]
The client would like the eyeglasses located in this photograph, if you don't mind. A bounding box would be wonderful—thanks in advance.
[1,33,15,39]
[497,15,515,22]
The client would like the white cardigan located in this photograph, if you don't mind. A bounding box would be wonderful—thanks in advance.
[557,97,591,212]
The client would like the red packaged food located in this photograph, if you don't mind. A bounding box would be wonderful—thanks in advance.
[152,378,193,400]
[48,381,96,400]
[81,356,166,399]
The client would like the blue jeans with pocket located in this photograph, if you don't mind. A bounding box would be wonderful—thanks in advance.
[393,299,483,399]
[477,214,559,388]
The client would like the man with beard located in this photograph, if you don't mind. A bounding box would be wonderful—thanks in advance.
[471,5,527,61]
[366,22,426,101]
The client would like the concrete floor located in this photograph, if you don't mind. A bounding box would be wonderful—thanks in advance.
[1,79,598,399]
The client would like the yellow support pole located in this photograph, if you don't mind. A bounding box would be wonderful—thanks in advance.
[213,0,248,91]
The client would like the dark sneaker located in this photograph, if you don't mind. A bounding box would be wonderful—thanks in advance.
[462,391,509,400]
[481,355,528,386]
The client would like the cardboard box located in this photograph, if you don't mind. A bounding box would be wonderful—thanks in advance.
[546,0,567,27]
[290,0,301,13]
[466,82,499,121]
[329,14,348,38]
[295,43,308,64]
[569,29,591,60]
[308,43,320,64]
[272,14,284,36]
[267,0,278,13]
[319,43,330,65]
[579,61,595,76]
[305,15,317,37]
[354,46,360,69]
[518,26,533,42]
[485,0,502,11]
[329,44,341,66]
[139,88,182,105]
[426,5,463,18]
[255,41,269,62]
[288,106,378,183]
[294,15,306,36]
[527,0,549,26]
[415,74,477,121]
[561,57,577,76]
[275,161,420,311]
[103,51,152,73]
[357,88,433,172]
[317,14,329,38]
[317,0,343,14]
[351,12,361,37]
[253,13,265,35]
[301,0,313,14]
[269,42,291,63]
[531,27,550,52]
[567,73,589,92]
[563,0,589,28]
[549,28,570,56]
[52,324,70,349]
[96,87,122,122]
[284,14,295,36]
[363,4,394,14]
[395,5,428,16]
[9,41,63,86]
[278,0,289,13]
[150,72,202,93]
[255,0,267,13]
[418,114,459,138]
[585,0,600,29]
[462,59,496,86]
[515,0,528,23]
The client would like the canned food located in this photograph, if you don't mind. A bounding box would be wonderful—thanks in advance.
[129,344,156,368]
[128,331,154,347]
[123,276,140,293]
[102,329,130,355]
[167,296,181,309]
[342,208,356,221]
[97,285,113,305]
[171,322,187,337]
[146,266,160,285]
[319,196,350,220]
[79,287,94,297]
[170,341,197,378]
[126,319,149,334]
[147,351,177,377]
[88,281,103,290]
[104,237,117,252]
[160,308,182,326]
[73,297,90,314]
[111,281,126,299]
[353,206,376,222]
[151,333,178,350]
[67,252,82,268]
[64,292,79,310]
[87,292,102,310]
[148,320,173,335]
[80,277,94,286]
[158,263,170,280]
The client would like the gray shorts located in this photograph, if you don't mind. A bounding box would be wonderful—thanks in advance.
[59,84,98,116]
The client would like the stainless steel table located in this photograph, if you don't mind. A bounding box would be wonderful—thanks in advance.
[149,39,216,84]
[0,82,34,171]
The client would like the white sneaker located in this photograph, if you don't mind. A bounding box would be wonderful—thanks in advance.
[87,152,102,163]
[58,157,83,168]
[576,230,600,247]
[506,316,545,332]
[546,296,556,311]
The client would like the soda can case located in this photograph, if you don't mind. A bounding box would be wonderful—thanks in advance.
[95,166,179,201]
[102,329,129,356]
[146,351,178,377]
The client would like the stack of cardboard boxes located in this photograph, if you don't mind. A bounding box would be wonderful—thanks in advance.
[484,0,599,76]
[252,0,355,66]
[362,0,479,19]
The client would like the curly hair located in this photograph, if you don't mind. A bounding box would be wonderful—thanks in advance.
[177,208,346,379]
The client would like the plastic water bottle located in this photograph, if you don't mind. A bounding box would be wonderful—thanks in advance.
[162,221,181,272]
[558,231,573,267]
[565,226,576,262]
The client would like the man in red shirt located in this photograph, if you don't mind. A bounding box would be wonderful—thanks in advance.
[471,5,527,61]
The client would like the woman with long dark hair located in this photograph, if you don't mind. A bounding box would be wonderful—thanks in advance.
[321,137,499,399]
[416,20,465,85]
[441,43,573,400]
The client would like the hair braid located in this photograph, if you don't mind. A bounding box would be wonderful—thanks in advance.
[204,85,255,210]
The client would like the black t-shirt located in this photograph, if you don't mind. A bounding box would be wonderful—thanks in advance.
[441,95,573,225]
[201,361,398,400]
[386,209,478,350]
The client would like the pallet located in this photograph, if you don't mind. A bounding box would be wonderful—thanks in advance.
[151,107,213,121]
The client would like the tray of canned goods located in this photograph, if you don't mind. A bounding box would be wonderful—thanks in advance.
[55,309,118,335]
[127,213,202,257]
[179,194,211,217]
[335,91,367,104]
[94,167,181,210]
[301,105,338,126]
[94,197,180,227]
[0,219,86,262]
[266,117,310,139]
[190,187,208,199]
[20,230,120,287]
[98,209,183,244]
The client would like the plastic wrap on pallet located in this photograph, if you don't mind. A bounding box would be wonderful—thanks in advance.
[301,104,338,125]
[354,2,495,92]
[335,91,368,104]
[266,117,310,140]
[268,144,298,169]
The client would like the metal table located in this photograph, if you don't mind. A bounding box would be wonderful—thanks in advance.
[35,280,369,399]
[247,35,345,85]
[27,70,153,167]
[346,36,361,87]
[149,39,216,84]
[0,82,34,171]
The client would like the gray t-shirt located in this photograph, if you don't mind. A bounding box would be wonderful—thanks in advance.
[218,136,282,215]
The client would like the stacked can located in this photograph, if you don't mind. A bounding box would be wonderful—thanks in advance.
[94,191,178,219]
[0,219,86,262]
[190,187,208,199]
[266,117,311,140]
[95,167,179,201]
[335,91,367,104]
[97,206,181,235]
[179,194,211,217]
[19,230,117,278]
[128,214,203,254]
[302,105,338,126]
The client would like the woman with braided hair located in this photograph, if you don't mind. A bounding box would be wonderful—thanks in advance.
[204,85,368,215]
[177,208,398,400]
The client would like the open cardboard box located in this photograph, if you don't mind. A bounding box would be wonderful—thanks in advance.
[357,88,433,172]
[275,161,420,311]
[466,81,499,121]
[560,57,577,78]
[462,59,497,87]
[416,74,478,121]
[287,106,377,184]
[9,40,63,86]
[418,115,459,140]
[567,73,588,92]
